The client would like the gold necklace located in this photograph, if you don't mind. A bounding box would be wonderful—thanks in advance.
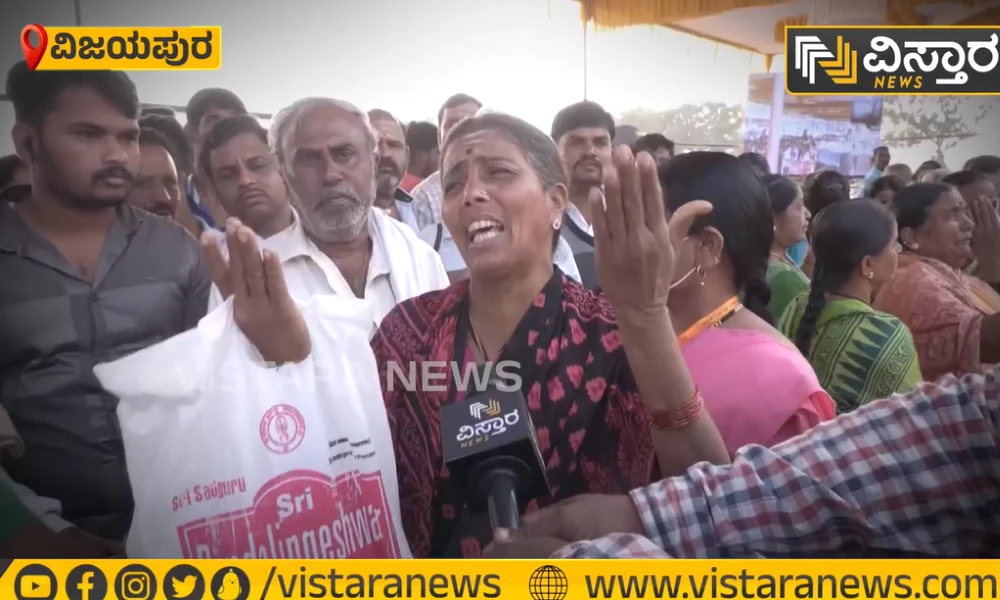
[469,317,508,363]
[678,296,743,346]
[469,319,490,362]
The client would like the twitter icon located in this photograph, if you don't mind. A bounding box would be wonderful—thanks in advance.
[163,566,205,600]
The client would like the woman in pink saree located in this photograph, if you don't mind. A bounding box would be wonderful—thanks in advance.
[875,182,1000,380]
[682,328,833,452]
[659,153,835,454]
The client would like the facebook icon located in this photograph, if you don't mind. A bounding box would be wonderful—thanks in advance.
[65,566,108,600]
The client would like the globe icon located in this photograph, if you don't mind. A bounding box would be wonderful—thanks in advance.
[528,565,568,600]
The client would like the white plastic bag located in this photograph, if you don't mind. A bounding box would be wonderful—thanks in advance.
[94,296,411,559]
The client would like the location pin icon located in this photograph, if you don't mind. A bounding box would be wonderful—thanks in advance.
[20,24,48,71]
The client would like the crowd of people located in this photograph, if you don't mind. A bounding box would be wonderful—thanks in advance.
[1,58,999,559]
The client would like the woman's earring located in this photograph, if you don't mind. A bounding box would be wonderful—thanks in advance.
[552,218,562,230]
[864,271,874,279]
[696,265,707,286]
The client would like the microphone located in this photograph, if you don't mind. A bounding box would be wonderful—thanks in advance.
[439,384,548,531]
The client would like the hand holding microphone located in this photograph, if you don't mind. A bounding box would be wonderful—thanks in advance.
[484,493,646,559]
[484,527,569,559]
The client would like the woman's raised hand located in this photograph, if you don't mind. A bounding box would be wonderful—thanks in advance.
[591,147,712,315]
[969,194,1000,282]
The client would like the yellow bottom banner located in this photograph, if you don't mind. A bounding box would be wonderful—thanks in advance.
[1,559,997,600]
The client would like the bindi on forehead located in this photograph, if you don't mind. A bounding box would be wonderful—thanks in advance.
[443,144,480,172]
[452,131,501,155]
[444,130,516,167]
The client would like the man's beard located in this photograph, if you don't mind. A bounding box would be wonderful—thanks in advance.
[375,177,397,203]
[37,143,132,212]
[293,183,374,244]
[376,159,400,201]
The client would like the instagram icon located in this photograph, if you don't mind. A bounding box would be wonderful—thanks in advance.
[114,565,157,600]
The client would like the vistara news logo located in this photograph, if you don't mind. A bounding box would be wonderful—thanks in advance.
[793,34,858,86]
[470,398,502,419]
[19,24,221,71]
[785,26,1000,95]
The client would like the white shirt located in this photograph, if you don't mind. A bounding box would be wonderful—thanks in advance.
[394,199,420,232]
[417,222,462,274]
[417,223,583,284]
[208,210,397,336]
[565,203,594,237]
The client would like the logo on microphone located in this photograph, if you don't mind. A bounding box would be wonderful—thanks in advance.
[440,385,551,520]
[458,399,521,446]
[470,399,501,419]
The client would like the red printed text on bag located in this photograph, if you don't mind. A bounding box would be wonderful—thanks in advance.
[176,469,400,558]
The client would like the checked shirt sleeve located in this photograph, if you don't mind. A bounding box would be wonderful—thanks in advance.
[553,534,674,558]
[629,370,1000,558]
[410,172,443,232]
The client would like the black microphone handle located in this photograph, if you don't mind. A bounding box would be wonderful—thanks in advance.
[485,468,522,531]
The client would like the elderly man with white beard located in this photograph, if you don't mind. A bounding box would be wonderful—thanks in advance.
[106,100,438,558]
[212,97,448,334]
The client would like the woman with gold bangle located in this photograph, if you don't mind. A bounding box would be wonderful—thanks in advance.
[369,115,732,557]
[660,153,835,456]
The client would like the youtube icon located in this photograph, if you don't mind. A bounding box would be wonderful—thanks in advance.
[14,564,56,600]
